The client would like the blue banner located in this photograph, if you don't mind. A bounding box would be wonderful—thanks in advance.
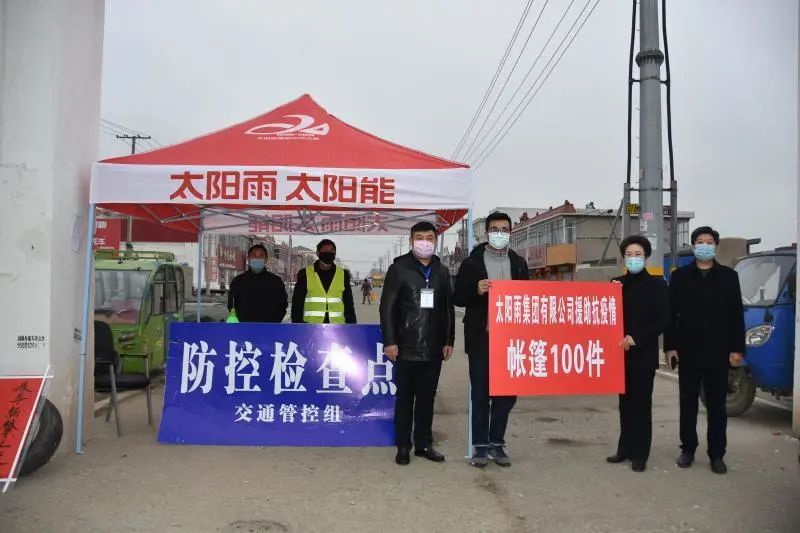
[158,323,396,446]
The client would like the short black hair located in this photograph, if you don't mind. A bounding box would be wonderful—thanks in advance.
[248,244,268,257]
[619,235,652,258]
[485,212,513,231]
[316,239,336,251]
[691,226,720,245]
[410,221,437,236]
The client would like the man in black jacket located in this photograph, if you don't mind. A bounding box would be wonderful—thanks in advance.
[380,221,455,466]
[453,212,530,468]
[228,244,288,323]
[665,226,745,475]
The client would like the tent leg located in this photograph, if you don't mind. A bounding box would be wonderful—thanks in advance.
[287,233,292,286]
[196,231,203,323]
[76,203,96,454]
[465,208,476,459]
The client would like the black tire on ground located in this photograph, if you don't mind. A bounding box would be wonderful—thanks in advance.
[700,367,756,418]
[19,399,63,477]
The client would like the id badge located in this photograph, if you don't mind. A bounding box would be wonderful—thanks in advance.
[420,288,435,309]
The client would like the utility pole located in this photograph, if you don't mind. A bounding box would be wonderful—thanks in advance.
[117,134,151,245]
[117,134,151,156]
[636,0,665,273]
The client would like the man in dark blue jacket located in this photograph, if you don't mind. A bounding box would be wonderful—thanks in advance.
[665,226,745,475]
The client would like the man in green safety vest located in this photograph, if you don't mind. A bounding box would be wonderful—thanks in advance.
[291,239,357,324]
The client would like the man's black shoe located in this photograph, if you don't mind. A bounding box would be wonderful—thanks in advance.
[676,452,694,469]
[414,447,445,463]
[710,458,728,475]
[395,448,411,465]
[631,461,646,473]
[490,445,511,467]
[471,447,489,469]
[606,453,628,464]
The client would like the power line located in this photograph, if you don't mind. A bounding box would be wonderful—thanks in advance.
[460,0,551,161]
[100,118,147,137]
[100,120,161,151]
[466,0,579,161]
[451,0,535,160]
[474,0,601,169]
[471,0,593,166]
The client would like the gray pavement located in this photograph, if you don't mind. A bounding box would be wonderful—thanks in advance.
[1,301,798,533]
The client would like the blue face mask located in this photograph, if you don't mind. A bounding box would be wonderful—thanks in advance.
[625,257,645,274]
[249,258,266,273]
[693,243,716,262]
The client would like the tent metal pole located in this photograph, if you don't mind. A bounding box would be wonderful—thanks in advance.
[76,203,96,454]
[196,231,203,323]
[466,208,476,459]
[287,233,293,287]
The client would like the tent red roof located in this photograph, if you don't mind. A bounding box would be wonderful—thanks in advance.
[102,94,467,170]
[93,94,472,236]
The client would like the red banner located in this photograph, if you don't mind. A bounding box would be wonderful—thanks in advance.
[489,280,625,396]
[0,377,46,487]
[93,218,122,250]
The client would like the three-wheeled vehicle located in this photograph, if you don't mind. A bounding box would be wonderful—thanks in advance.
[713,245,796,416]
[93,250,188,373]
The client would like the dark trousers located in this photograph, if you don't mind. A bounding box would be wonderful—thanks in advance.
[679,364,728,459]
[362,293,371,304]
[468,348,517,447]
[394,359,442,449]
[616,366,656,462]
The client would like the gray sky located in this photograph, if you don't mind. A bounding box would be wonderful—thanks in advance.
[99,0,797,272]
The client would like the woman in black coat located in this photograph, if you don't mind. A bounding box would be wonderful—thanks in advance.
[606,235,669,472]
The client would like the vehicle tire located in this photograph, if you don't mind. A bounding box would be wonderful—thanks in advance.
[19,399,63,477]
[700,368,756,417]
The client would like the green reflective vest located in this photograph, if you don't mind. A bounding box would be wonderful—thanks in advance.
[303,265,346,324]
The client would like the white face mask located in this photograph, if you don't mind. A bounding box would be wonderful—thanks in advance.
[488,231,510,250]
[412,239,435,259]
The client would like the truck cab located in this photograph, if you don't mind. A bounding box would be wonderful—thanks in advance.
[722,246,796,415]
[93,251,188,373]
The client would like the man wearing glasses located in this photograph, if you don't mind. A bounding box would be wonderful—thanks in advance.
[454,212,531,468]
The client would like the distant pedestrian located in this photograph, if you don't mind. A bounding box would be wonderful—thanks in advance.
[361,278,373,304]
[605,235,669,473]
[665,226,745,475]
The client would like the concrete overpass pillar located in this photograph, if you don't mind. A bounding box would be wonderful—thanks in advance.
[0,0,105,453]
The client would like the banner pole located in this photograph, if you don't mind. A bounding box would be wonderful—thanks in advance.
[76,203,96,453]
[466,208,476,459]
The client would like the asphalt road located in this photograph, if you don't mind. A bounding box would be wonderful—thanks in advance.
[3,300,798,533]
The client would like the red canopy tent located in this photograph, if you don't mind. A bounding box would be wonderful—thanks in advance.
[91,94,472,236]
[78,95,474,452]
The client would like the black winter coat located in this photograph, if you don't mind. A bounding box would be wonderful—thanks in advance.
[379,253,455,362]
[228,269,288,323]
[612,270,669,370]
[453,244,530,354]
[664,261,746,368]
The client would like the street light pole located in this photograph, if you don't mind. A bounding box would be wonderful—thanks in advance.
[637,0,665,273]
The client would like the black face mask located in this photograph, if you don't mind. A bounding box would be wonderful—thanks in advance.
[318,252,336,265]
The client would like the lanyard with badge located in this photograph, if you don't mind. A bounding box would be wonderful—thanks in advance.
[418,264,435,309]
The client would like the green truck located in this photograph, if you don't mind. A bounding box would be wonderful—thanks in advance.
[93,250,189,373]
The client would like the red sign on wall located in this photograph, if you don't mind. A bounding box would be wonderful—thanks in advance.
[93,218,122,250]
[0,376,46,491]
[489,280,625,396]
